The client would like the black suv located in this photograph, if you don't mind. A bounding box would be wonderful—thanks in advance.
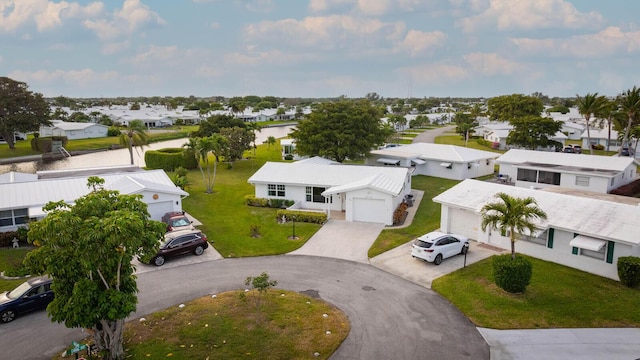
[148,230,209,266]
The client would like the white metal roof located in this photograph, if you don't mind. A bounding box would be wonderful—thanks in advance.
[44,120,108,131]
[292,156,338,165]
[433,179,640,245]
[370,143,500,163]
[0,169,187,211]
[497,149,636,172]
[322,173,403,196]
[582,128,619,139]
[248,162,408,194]
[0,171,38,184]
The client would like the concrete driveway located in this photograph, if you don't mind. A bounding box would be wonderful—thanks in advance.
[371,240,504,288]
[288,220,385,263]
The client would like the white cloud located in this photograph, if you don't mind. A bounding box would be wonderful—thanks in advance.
[8,68,118,87]
[463,52,523,76]
[512,26,640,58]
[127,45,179,65]
[400,63,469,83]
[394,30,447,56]
[101,41,131,55]
[458,0,603,32]
[309,0,431,15]
[0,0,103,32]
[83,0,165,41]
[245,0,274,12]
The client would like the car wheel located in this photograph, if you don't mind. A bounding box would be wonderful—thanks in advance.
[1,309,16,323]
[153,256,165,266]
[194,245,204,256]
[434,254,443,265]
[460,246,468,255]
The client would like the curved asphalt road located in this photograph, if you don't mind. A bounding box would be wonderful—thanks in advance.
[1,255,489,359]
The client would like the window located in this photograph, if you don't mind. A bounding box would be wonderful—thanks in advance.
[306,186,327,203]
[517,229,548,246]
[580,247,606,261]
[538,171,560,185]
[517,169,537,182]
[0,208,28,227]
[575,176,590,187]
[268,184,285,197]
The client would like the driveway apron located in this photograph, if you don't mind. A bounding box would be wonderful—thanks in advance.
[288,220,384,263]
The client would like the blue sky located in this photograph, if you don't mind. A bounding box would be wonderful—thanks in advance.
[1,0,639,99]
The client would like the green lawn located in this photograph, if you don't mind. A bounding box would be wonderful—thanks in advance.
[368,176,460,258]
[435,134,506,153]
[432,255,640,328]
[0,248,32,292]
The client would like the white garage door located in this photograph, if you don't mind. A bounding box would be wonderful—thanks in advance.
[448,207,478,240]
[147,201,175,221]
[353,198,387,224]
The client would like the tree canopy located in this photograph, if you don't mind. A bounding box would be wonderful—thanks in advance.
[289,100,392,163]
[220,126,254,164]
[25,177,167,359]
[506,115,562,150]
[487,94,544,121]
[194,114,246,138]
[0,77,50,149]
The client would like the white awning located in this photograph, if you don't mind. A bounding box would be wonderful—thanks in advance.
[377,158,400,165]
[411,158,426,165]
[28,206,47,218]
[440,162,452,167]
[518,227,546,238]
[570,235,606,252]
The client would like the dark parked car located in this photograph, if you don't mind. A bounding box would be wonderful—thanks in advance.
[621,147,633,157]
[572,145,582,154]
[147,229,209,266]
[0,276,54,323]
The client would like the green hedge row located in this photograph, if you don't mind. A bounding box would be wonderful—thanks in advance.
[276,209,327,224]
[31,136,68,153]
[0,228,28,247]
[244,195,294,208]
[618,256,640,288]
[144,148,198,171]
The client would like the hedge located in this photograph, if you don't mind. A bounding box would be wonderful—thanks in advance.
[492,254,533,293]
[617,256,640,288]
[144,147,198,171]
[244,195,294,208]
[0,229,27,247]
[31,136,68,153]
[276,209,327,224]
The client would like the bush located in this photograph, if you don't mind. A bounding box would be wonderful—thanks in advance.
[277,210,327,224]
[145,147,198,171]
[107,126,121,136]
[592,144,605,151]
[393,202,409,225]
[476,139,491,147]
[617,256,640,288]
[0,231,22,247]
[244,195,269,207]
[284,154,294,160]
[492,254,533,293]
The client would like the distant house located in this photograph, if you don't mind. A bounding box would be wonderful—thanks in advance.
[582,128,623,151]
[248,161,411,225]
[367,143,499,180]
[433,179,640,281]
[496,149,637,193]
[39,120,108,140]
[280,139,305,161]
[0,166,188,233]
[560,121,585,140]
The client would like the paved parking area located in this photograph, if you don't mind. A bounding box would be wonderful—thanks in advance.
[370,240,504,288]
[134,243,223,274]
[287,220,385,263]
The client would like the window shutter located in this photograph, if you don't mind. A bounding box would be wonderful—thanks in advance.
[571,233,578,255]
[606,241,615,264]
[547,228,554,248]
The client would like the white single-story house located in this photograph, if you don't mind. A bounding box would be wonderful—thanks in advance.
[484,128,567,151]
[433,179,640,281]
[367,143,499,180]
[280,139,306,161]
[39,120,109,140]
[0,166,188,233]
[582,128,623,151]
[560,121,585,140]
[496,149,637,193]
[248,160,411,225]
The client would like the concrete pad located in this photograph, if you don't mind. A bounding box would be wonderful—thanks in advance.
[287,220,384,263]
[134,244,223,274]
[370,240,504,288]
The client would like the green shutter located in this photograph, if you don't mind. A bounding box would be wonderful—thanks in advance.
[572,247,578,255]
[606,241,615,264]
[547,228,554,248]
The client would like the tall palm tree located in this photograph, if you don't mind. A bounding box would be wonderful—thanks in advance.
[118,120,149,165]
[207,133,228,193]
[596,99,624,152]
[576,93,606,154]
[618,86,640,154]
[480,193,548,260]
[246,121,262,155]
[183,137,205,183]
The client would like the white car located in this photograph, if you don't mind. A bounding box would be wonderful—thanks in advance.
[411,231,469,265]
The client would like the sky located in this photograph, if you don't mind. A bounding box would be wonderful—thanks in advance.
[1,0,640,99]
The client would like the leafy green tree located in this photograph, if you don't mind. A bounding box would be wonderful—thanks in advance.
[119,120,149,165]
[618,86,640,153]
[220,126,253,165]
[487,94,544,121]
[290,100,392,163]
[51,107,69,120]
[0,77,50,149]
[129,102,141,110]
[68,111,91,122]
[228,97,246,117]
[244,272,278,316]
[276,107,286,115]
[246,122,262,155]
[454,112,477,147]
[194,114,245,137]
[506,116,562,150]
[576,93,607,154]
[595,99,624,152]
[480,192,548,260]
[25,177,166,360]
[266,135,276,150]
[243,95,262,107]
[295,106,304,120]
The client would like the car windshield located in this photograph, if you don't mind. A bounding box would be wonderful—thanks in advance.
[171,218,190,227]
[414,239,433,248]
[6,281,33,299]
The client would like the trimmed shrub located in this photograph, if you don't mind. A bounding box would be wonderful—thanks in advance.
[617,256,640,288]
[244,195,269,207]
[284,154,294,160]
[0,231,21,247]
[145,147,198,171]
[393,202,409,225]
[492,254,533,293]
[31,136,68,153]
[107,126,121,136]
[592,144,605,151]
[277,210,327,224]
[268,199,295,208]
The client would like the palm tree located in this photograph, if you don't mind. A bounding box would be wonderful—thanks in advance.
[480,193,548,260]
[618,86,640,154]
[596,99,624,152]
[118,120,149,165]
[576,93,606,154]
[207,133,228,193]
[246,121,262,155]
[266,136,276,150]
[183,138,205,183]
